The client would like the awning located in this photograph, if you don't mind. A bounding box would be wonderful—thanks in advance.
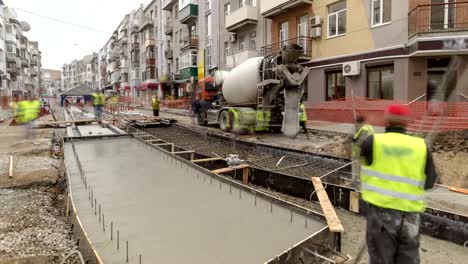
[119,86,131,91]
[136,83,159,91]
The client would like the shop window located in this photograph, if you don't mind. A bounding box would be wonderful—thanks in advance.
[367,65,394,100]
[326,71,345,101]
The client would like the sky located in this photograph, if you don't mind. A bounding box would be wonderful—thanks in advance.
[9,0,150,70]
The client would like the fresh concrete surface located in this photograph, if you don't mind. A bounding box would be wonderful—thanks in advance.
[65,138,326,264]
[77,125,116,137]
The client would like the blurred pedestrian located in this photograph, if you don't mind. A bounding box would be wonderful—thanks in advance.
[152,95,160,117]
[352,115,374,182]
[299,102,309,139]
[360,104,438,264]
[92,89,105,122]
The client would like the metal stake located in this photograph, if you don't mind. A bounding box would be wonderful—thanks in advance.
[94,199,97,215]
[126,240,129,263]
[103,214,105,232]
[117,230,120,250]
[99,205,101,222]
[111,222,113,240]
[290,210,293,223]
[139,254,142,264]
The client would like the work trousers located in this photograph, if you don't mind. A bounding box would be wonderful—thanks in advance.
[153,109,159,117]
[94,105,102,121]
[366,203,421,264]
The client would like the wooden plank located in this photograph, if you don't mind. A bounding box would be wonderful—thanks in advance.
[242,167,250,185]
[211,164,250,174]
[8,155,13,178]
[349,191,360,213]
[172,150,196,155]
[311,177,344,233]
[192,157,223,163]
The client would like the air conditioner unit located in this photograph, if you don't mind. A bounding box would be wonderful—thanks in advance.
[310,16,322,27]
[310,27,322,38]
[228,34,236,43]
[343,61,361,76]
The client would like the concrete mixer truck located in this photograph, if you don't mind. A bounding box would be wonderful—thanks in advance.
[197,44,310,137]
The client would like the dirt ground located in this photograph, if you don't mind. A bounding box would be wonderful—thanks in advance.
[256,186,468,264]
[0,109,77,264]
[432,131,468,188]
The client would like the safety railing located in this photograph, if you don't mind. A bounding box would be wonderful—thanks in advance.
[408,1,468,37]
[261,36,313,58]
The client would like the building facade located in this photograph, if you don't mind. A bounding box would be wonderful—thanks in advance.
[262,0,468,124]
[41,68,62,96]
[2,3,42,98]
[62,54,96,91]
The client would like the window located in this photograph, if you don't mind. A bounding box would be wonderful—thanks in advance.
[190,24,197,36]
[225,42,231,55]
[297,15,308,52]
[239,35,247,50]
[367,65,394,100]
[206,0,211,11]
[430,0,455,30]
[6,24,12,34]
[179,50,198,69]
[326,71,345,101]
[279,22,289,48]
[372,0,391,26]
[6,43,15,53]
[207,38,212,68]
[0,25,3,40]
[249,32,256,49]
[174,4,179,19]
[206,14,212,36]
[225,3,231,16]
[328,1,346,37]
[240,0,246,8]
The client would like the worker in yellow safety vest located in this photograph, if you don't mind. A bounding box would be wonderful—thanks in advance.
[299,103,309,139]
[360,104,437,264]
[9,95,20,124]
[152,95,160,117]
[92,90,105,121]
[351,115,375,180]
[109,93,119,114]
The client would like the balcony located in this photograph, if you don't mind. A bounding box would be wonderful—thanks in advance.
[179,4,198,24]
[165,49,174,59]
[140,16,154,31]
[6,33,16,43]
[30,59,38,66]
[6,53,16,63]
[226,49,259,69]
[120,59,129,73]
[165,25,173,35]
[146,58,156,66]
[131,42,140,51]
[261,0,312,18]
[7,63,18,76]
[408,2,468,37]
[180,35,199,50]
[145,38,156,48]
[30,69,38,77]
[21,58,30,67]
[179,67,197,80]
[261,36,313,60]
[163,0,177,11]
[226,5,258,31]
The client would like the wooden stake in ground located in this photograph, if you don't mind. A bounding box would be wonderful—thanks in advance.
[311,177,344,233]
[9,155,14,178]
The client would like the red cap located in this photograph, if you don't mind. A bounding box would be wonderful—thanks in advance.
[385,104,411,120]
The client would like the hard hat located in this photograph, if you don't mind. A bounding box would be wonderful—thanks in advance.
[385,104,411,121]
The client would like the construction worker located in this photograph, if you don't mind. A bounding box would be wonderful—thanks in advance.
[9,95,20,124]
[92,89,105,121]
[152,95,160,117]
[299,102,309,139]
[360,104,438,264]
[352,115,374,182]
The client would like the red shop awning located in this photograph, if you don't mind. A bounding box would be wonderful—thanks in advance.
[136,83,159,91]
[119,86,131,91]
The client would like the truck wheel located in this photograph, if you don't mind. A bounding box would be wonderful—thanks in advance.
[219,111,230,132]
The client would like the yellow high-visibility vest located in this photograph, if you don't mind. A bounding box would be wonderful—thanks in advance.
[352,124,375,158]
[361,133,427,212]
[299,103,307,122]
[152,98,160,110]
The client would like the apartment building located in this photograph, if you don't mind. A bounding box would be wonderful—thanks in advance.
[62,54,95,92]
[261,0,468,124]
[223,0,268,69]
[2,4,42,98]
[41,69,62,96]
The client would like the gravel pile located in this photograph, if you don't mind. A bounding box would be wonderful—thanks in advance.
[0,155,61,175]
[0,189,76,262]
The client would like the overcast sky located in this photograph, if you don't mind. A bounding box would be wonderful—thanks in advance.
[10,0,150,70]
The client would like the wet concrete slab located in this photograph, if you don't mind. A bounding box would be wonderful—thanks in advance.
[65,138,326,264]
[77,125,116,137]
